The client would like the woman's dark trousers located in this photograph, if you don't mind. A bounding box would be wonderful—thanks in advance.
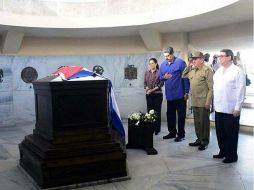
[146,93,163,133]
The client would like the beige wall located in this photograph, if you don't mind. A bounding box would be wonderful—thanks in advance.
[162,32,189,60]
[188,20,253,52]
[19,36,147,56]
[18,32,191,58]
[1,21,253,57]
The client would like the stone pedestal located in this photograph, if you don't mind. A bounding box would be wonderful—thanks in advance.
[126,119,157,155]
[19,76,127,188]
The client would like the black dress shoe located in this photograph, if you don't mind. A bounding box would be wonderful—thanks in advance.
[189,141,201,146]
[163,133,176,139]
[213,154,225,159]
[174,136,185,142]
[198,144,208,151]
[222,158,238,163]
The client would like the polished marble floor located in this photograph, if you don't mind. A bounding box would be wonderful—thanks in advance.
[0,119,253,190]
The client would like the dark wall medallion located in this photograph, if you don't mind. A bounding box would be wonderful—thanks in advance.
[93,65,104,75]
[124,65,137,80]
[21,67,38,83]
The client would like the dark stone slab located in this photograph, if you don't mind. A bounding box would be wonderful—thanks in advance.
[18,165,130,190]
[126,120,157,155]
[19,77,127,188]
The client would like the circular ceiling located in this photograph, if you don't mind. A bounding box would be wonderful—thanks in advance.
[0,0,239,28]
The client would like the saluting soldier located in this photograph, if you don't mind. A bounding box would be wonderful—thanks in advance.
[182,51,214,150]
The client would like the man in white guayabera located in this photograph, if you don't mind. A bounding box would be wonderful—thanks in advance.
[213,49,246,163]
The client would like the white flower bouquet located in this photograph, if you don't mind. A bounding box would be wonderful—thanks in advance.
[143,110,157,123]
[128,110,157,126]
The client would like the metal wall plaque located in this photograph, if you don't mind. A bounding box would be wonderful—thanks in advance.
[93,65,104,75]
[0,68,3,83]
[21,67,38,83]
[124,65,137,80]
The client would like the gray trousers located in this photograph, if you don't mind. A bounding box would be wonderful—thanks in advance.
[192,107,210,145]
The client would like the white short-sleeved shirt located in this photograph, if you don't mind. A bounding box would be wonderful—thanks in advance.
[213,64,246,114]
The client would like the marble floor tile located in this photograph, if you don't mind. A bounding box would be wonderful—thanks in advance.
[150,174,246,190]
[0,120,253,190]
[241,175,254,190]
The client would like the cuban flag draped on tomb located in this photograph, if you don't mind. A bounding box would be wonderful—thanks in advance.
[51,66,125,137]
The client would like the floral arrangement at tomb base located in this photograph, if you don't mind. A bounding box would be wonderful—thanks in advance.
[126,110,157,155]
[128,110,157,126]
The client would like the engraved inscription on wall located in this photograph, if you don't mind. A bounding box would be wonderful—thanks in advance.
[124,65,137,80]
[21,67,38,83]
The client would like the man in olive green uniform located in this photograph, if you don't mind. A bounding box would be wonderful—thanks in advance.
[182,51,213,150]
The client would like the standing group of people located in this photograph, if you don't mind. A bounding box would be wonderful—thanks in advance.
[143,46,246,164]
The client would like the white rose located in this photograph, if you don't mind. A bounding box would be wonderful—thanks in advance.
[149,109,155,114]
